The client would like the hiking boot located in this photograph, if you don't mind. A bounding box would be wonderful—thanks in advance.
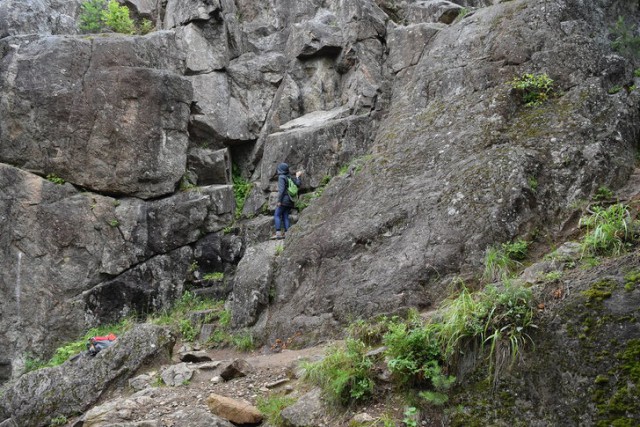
[270,231,283,240]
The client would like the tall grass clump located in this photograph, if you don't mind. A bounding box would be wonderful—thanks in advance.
[483,239,529,281]
[256,393,297,426]
[579,203,639,257]
[302,338,376,405]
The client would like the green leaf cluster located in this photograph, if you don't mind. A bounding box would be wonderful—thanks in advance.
[483,239,530,281]
[579,203,639,257]
[509,73,554,106]
[79,0,148,35]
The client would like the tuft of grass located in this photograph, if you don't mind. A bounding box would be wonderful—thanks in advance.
[593,185,614,201]
[302,339,376,406]
[483,239,529,281]
[256,393,297,426]
[232,330,255,352]
[579,203,639,257]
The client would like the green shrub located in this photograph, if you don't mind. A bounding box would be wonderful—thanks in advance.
[579,203,638,257]
[594,185,614,201]
[509,73,554,106]
[102,0,135,34]
[139,18,155,35]
[232,165,252,218]
[49,415,68,427]
[79,0,106,32]
[302,339,376,405]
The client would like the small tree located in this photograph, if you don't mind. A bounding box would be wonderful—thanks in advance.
[102,0,135,34]
[78,0,107,32]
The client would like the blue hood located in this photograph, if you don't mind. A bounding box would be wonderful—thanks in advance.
[277,163,290,175]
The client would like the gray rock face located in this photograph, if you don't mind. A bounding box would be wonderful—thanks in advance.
[0,324,175,427]
[257,0,640,343]
[230,241,279,328]
[0,0,80,38]
[0,33,192,199]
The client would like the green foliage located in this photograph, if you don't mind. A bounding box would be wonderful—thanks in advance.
[79,0,106,32]
[432,284,535,379]
[275,244,284,255]
[634,68,640,78]
[25,318,134,372]
[256,393,297,426]
[611,16,640,57]
[483,239,529,281]
[608,85,623,95]
[302,339,376,405]
[509,73,554,106]
[108,218,119,227]
[102,0,135,34]
[49,415,68,426]
[579,204,639,257]
[139,19,155,35]
[179,175,197,191]
[594,186,614,201]
[232,330,255,351]
[528,176,538,192]
[148,291,225,342]
[203,272,224,281]
[403,407,419,427]
[46,174,65,185]
[544,270,563,282]
[232,165,252,218]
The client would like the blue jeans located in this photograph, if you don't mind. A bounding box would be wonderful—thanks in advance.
[274,205,292,231]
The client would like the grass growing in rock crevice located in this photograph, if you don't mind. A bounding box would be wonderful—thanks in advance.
[301,283,535,410]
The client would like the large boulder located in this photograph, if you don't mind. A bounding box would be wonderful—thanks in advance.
[0,33,192,199]
[0,0,80,38]
[0,324,175,427]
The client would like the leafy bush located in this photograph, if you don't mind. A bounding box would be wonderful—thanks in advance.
[101,0,135,34]
[509,73,554,106]
[46,173,65,185]
[79,0,145,35]
[232,165,252,218]
[580,203,639,256]
[79,0,106,32]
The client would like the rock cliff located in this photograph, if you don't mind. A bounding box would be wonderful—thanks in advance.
[1,1,639,413]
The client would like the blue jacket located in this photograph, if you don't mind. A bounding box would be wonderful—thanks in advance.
[277,163,301,207]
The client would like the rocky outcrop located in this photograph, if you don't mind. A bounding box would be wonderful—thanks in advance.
[0,324,175,427]
[256,0,640,344]
[2,0,640,407]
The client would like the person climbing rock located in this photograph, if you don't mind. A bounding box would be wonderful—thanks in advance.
[272,162,302,240]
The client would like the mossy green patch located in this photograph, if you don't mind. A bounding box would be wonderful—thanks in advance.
[593,339,640,426]
[624,270,640,292]
[581,279,617,307]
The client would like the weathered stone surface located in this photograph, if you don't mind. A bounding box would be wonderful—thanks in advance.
[0,324,175,427]
[218,359,253,381]
[80,388,234,427]
[177,22,228,73]
[387,23,445,73]
[82,247,193,325]
[261,113,374,190]
[206,393,262,424]
[161,362,194,387]
[163,0,222,29]
[0,0,80,38]
[405,0,464,25]
[0,34,192,199]
[230,241,279,328]
[187,147,232,185]
[280,388,324,427]
[288,9,343,59]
